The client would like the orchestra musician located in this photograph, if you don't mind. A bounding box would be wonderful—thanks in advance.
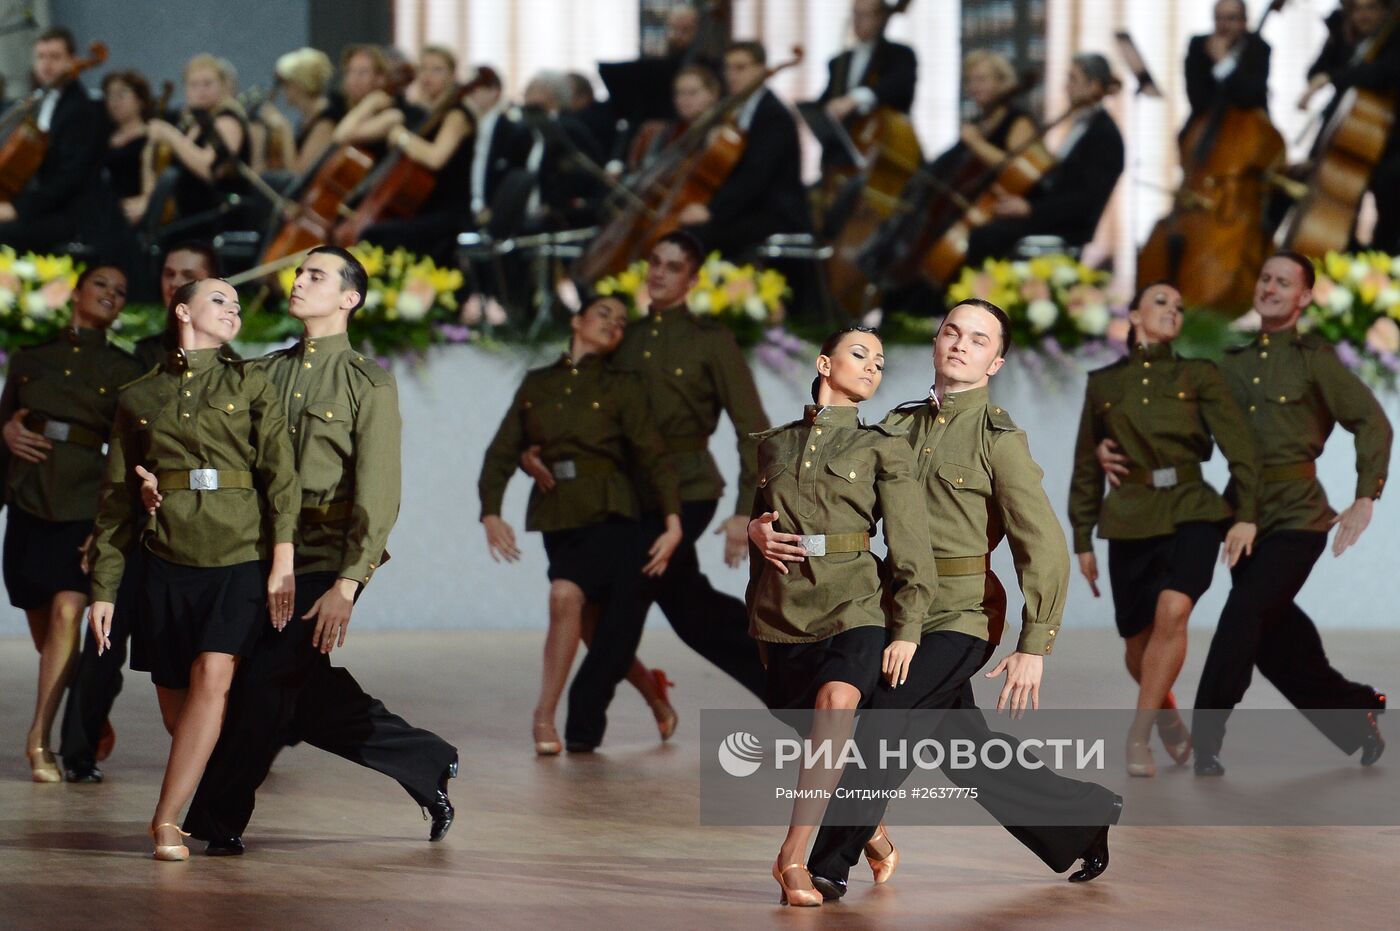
[330,45,418,161]
[1298,0,1400,253]
[255,48,338,175]
[516,71,607,231]
[1184,0,1271,121]
[676,41,812,259]
[819,0,917,125]
[137,53,252,243]
[626,65,721,172]
[464,65,524,228]
[964,53,1124,266]
[101,70,154,227]
[0,27,103,253]
[356,45,473,262]
[934,51,1037,178]
[565,72,618,161]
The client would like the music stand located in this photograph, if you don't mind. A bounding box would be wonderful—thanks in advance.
[599,58,679,123]
[796,101,865,170]
[1114,31,1162,98]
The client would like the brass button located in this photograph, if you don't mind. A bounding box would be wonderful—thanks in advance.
[814,428,822,436]
[759,477,766,486]
[307,346,316,353]
[848,471,857,479]
[651,329,659,337]
[591,401,600,410]
[1142,398,1149,405]
[956,476,964,484]
[922,447,930,454]
[138,418,147,426]
[98,387,106,395]
[1252,377,1260,384]
[185,371,193,379]
[803,460,811,468]
[809,444,816,451]
[181,412,190,419]
[184,390,191,397]
[1177,391,1186,399]
[72,346,80,353]
[357,355,365,362]
[363,576,370,582]
[937,416,946,424]
[1278,395,1287,402]
[642,351,651,359]
[324,410,333,418]
[303,362,312,369]
[63,368,71,376]
[674,367,683,376]
[1260,351,1268,359]
[226,403,235,411]
[993,408,1002,414]
[570,368,579,376]
[1143,361,1151,369]
[290,426,297,434]
[564,387,572,395]
[1141,377,1149,385]
[1249,405,1257,412]
[293,392,302,399]
[1048,629,1057,637]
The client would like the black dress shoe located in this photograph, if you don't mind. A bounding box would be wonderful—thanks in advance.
[809,875,847,901]
[1194,753,1225,776]
[426,755,458,842]
[1360,712,1385,767]
[565,742,597,753]
[63,763,103,784]
[1067,795,1121,884]
[204,836,244,856]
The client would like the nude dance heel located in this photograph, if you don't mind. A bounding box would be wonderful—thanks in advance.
[864,823,899,884]
[773,861,823,907]
[1127,740,1157,777]
[151,822,190,861]
[26,746,61,783]
[649,669,678,741]
[533,721,562,756]
[1157,712,1192,765]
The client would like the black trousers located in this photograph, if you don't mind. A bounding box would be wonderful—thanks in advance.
[809,631,1118,883]
[637,500,766,699]
[183,572,458,840]
[58,549,144,768]
[1193,530,1378,757]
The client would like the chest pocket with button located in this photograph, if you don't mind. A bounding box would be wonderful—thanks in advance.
[299,400,354,481]
[1264,376,1310,408]
[936,461,992,496]
[827,455,873,484]
[206,394,252,446]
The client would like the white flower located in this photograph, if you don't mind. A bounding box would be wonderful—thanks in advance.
[1051,264,1079,287]
[1012,261,1031,278]
[1376,287,1400,311]
[689,291,712,314]
[1027,299,1059,331]
[1390,255,1400,278]
[1074,303,1111,336]
[0,288,13,311]
[396,292,429,321]
[364,289,383,310]
[743,295,767,321]
[11,260,36,281]
[1326,287,1354,314]
[1348,260,1370,284]
[22,291,52,319]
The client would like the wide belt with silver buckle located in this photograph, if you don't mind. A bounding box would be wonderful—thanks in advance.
[1122,461,1203,489]
[156,469,255,491]
[549,457,616,480]
[23,414,106,451]
[797,532,870,557]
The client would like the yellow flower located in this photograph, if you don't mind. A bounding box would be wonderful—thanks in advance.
[595,279,616,296]
[616,267,643,296]
[709,283,730,314]
[1028,257,1054,281]
[350,242,386,278]
[278,266,297,297]
[0,245,14,272]
[1323,252,1351,283]
[427,265,463,297]
[758,268,787,307]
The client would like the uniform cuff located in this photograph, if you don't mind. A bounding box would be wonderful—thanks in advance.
[272,515,299,545]
[1232,498,1258,523]
[90,582,117,604]
[1072,527,1094,554]
[1016,625,1058,656]
[891,617,922,644]
[1358,474,1386,501]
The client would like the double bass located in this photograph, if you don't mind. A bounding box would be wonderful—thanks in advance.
[0,42,109,201]
[1137,0,1292,312]
[1277,3,1400,257]
[572,48,804,284]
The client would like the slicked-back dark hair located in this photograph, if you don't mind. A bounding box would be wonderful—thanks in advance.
[1268,250,1317,290]
[653,230,704,276]
[306,245,369,315]
[812,325,881,403]
[945,298,1011,356]
[36,27,76,54]
[165,277,230,339]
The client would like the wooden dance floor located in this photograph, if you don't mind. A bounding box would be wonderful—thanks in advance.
[2,628,1395,929]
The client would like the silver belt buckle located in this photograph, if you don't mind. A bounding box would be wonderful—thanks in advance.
[1151,467,1178,489]
[798,534,827,557]
[551,460,577,480]
[189,468,219,491]
[42,421,70,442]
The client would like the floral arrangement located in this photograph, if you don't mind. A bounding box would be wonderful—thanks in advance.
[594,252,789,346]
[1304,251,1400,388]
[0,246,82,356]
[946,254,1120,354]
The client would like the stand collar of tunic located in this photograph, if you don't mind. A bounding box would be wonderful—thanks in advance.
[804,404,859,428]
[167,346,222,375]
[558,349,606,370]
[65,326,109,350]
[1254,326,1297,347]
[300,331,351,358]
[932,384,990,412]
[649,304,690,324]
[1131,341,1174,362]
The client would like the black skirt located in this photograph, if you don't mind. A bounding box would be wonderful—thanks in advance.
[541,518,643,602]
[130,553,266,689]
[1107,520,1224,638]
[763,625,887,712]
[3,506,93,609]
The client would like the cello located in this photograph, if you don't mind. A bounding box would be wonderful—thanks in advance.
[1277,3,1400,257]
[1137,0,1292,312]
[0,42,109,201]
[331,84,470,248]
[572,48,805,284]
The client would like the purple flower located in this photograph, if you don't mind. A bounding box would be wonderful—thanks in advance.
[436,323,475,344]
[755,343,787,372]
[1380,351,1400,374]
[1335,340,1362,370]
[1040,335,1067,362]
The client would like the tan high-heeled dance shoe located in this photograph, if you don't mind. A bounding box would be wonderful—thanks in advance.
[649,669,678,741]
[1157,713,1192,765]
[773,861,823,907]
[1127,739,1157,777]
[533,721,562,756]
[26,746,61,783]
[151,822,190,861]
[864,823,899,884]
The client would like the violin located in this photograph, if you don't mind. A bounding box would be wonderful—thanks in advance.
[573,47,804,284]
[1137,0,1294,312]
[1278,3,1400,257]
[0,42,108,202]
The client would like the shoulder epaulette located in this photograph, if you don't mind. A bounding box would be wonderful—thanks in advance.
[1295,331,1331,351]
[986,404,1018,432]
[750,420,801,441]
[866,420,908,436]
[118,365,162,390]
[348,352,393,387]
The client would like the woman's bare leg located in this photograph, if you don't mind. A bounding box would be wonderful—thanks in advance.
[535,581,585,729]
[1130,590,1193,746]
[150,653,237,841]
[26,591,86,753]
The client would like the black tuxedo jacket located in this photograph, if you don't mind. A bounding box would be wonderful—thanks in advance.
[1029,108,1124,247]
[13,80,102,221]
[820,38,917,114]
[1184,33,1270,119]
[708,89,811,234]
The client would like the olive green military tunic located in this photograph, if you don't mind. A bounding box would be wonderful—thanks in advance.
[89,348,300,603]
[258,332,399,587]
[610,306,769,515]
[478,352,683,532]
[1219,328,1391,534]
[0,328,145,522]
[746,404,934,645]
[1068,342,1260,553]
[134,333,240,371]
[881,386,1066,655]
